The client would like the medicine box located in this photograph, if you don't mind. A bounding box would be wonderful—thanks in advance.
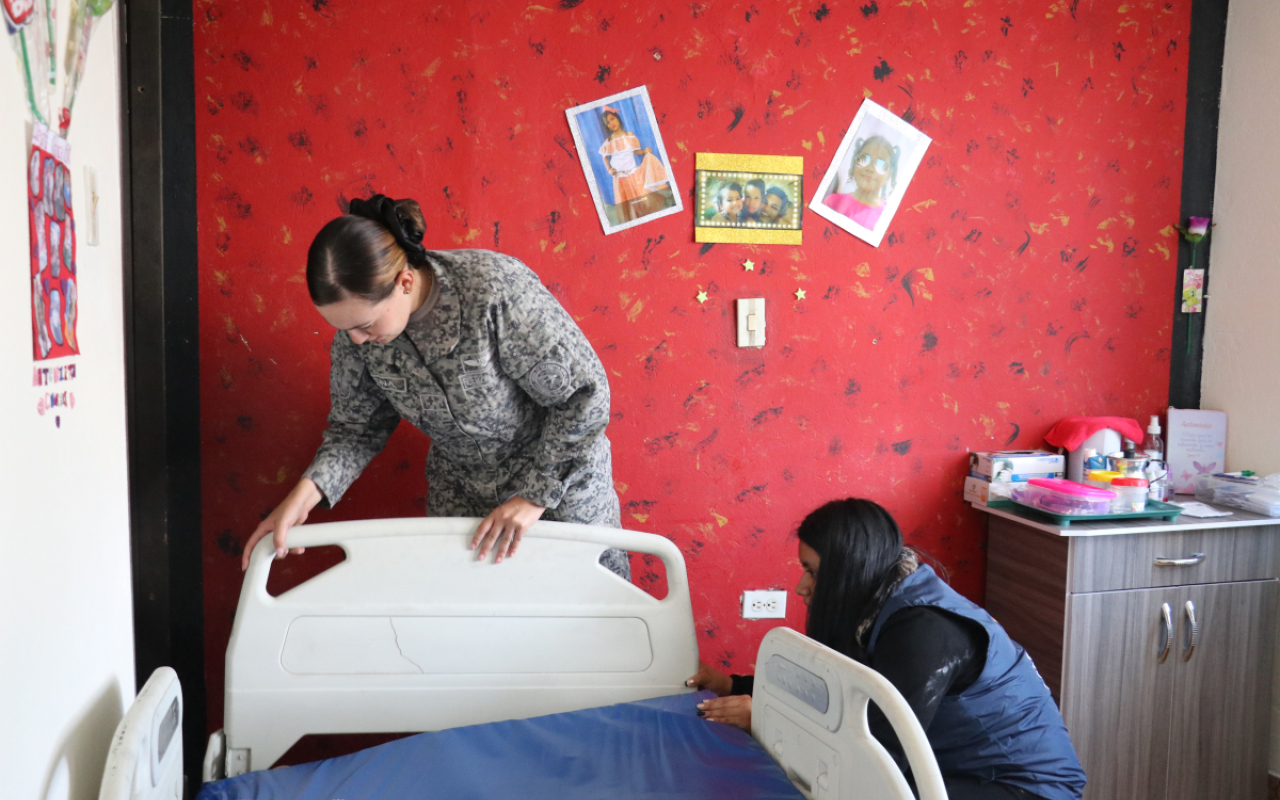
[968,450,1065,482]
[964,476,1017,507]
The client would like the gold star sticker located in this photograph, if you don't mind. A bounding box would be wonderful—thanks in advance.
[794,288,807,300]
[743,259,755,271]
[696,290,709,304]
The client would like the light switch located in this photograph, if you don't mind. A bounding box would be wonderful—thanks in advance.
[736,297,765,348]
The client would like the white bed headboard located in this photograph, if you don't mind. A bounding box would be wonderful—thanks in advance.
[208,517,698,778]
[99,667,183,800]
[753,628,946,800]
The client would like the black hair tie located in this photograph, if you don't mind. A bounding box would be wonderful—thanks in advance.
[348,193,428,266]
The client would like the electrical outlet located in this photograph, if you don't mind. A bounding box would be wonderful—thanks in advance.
[742,590,787,619]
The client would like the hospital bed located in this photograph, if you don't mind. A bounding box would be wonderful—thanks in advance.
[100,518,945,800]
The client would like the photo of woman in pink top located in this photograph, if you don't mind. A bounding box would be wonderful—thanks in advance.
[821,135,900,230]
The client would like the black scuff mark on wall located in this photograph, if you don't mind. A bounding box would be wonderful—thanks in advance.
[901,270,916,305]
[692,429,720,452]
[921,327,938,354]
[727,105,745,132]
[750,407,784,427]
[1065,331,1091,354]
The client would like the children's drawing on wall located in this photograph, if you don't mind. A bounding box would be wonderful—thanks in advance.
[29,122,79,362]
[694,153,804,245]
[566,86,682,235]
[809,99,930,248]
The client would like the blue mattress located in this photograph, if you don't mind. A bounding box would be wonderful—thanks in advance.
[198,691,804,800]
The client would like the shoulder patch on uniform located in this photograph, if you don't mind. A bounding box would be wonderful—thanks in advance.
[527,361,572,397]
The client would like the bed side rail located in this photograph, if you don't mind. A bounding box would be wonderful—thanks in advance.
[753,627,946,800]
[100,667,184,800]
[213,517,697,778]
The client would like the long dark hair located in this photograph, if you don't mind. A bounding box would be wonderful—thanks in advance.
[306,195,426,306]
[798,498,917,661]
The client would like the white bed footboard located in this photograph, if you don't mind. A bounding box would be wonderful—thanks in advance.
[100,667,183,800]
[207,517,697,779]
[753,628,946,800]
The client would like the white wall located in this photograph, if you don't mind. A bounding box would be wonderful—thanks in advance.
[1202,0,1280,775]
[0,5,135,800]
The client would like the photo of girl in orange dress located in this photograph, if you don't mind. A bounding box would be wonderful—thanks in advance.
[598,105,670,206]
[566,87,682,234]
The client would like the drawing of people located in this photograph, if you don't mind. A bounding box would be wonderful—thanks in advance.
[597,105,670,205]
[822,135,899,230]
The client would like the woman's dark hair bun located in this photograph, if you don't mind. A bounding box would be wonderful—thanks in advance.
[347,194,428,266]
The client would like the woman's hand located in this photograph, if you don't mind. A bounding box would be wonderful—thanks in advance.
[471,496,546,563]
[242,478,324,571]
[686,661,734,697]
[697,696,753,731]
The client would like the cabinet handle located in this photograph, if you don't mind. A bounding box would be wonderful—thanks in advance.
[1182,600,1199,662]
[1157,602,1173,663]
[1154,552,1206,567]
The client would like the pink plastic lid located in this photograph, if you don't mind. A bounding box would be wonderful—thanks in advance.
[1028,478,1116,498]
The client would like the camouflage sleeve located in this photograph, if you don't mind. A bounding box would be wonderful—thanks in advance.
[302,331,401,507]
[494,270,611,510]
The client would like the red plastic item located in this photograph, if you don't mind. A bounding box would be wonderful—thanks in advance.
[1111,477,1149,488]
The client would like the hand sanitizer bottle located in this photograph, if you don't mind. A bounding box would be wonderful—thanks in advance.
[1141,415,1164,460]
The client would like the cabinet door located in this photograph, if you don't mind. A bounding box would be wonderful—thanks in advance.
[1063,587,1182,800]
[1166,579,1278,800]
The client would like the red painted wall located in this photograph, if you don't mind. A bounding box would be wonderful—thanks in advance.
[196,0,1190,729]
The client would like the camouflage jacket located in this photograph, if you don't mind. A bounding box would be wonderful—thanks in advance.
[303,249,615,521]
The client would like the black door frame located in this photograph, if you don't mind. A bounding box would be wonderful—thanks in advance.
[120,0,204,790]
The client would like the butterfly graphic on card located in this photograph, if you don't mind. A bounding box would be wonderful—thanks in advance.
[1193,460,1218,475]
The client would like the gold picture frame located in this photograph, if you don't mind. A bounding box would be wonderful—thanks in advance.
[694,153,804,245]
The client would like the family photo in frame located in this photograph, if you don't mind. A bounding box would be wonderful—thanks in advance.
[694,153,805,245]
[809,99,931,248]
[565,86,682,235]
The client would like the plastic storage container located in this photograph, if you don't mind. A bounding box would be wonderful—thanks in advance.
[1194,473,1280,517]
[1109,477,1149,513]
[1012,478,1115,516]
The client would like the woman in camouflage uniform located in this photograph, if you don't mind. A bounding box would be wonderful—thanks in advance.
[242,194,628,578]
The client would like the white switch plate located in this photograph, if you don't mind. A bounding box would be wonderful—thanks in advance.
[736,297,765,347]
[742,589,787,619]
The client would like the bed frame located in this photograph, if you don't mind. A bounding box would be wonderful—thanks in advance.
[102,518,945,800]
[98,667,183,800]
[202,517,700,779]
[753,627,946,800]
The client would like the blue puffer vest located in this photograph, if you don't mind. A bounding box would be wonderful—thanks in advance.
[866,565,1086,800]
